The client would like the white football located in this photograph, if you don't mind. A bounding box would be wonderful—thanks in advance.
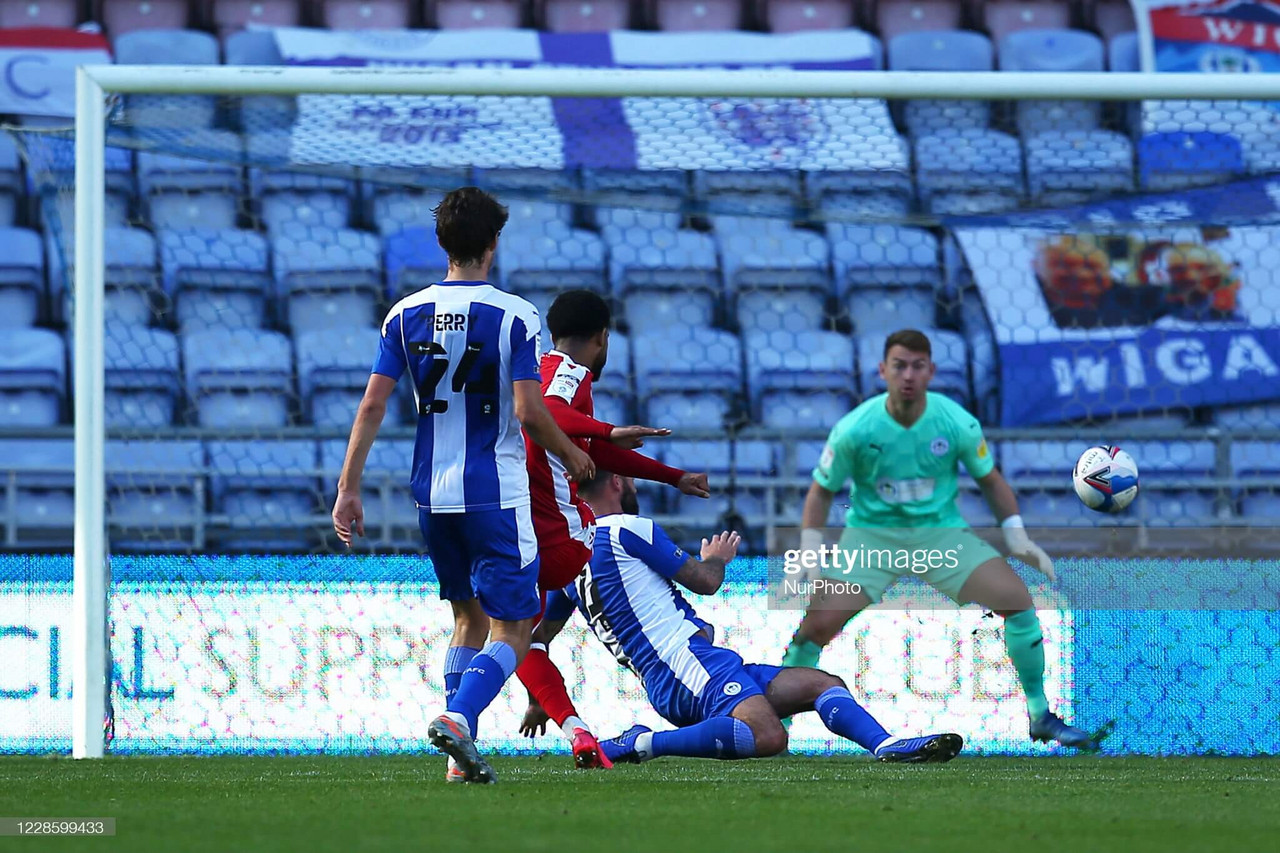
[1073,445,1140,513]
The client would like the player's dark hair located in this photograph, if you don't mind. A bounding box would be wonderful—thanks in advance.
[547,290,612,341]
[433,187,508,268]
[883,329,932,360]
[576,468,615,497]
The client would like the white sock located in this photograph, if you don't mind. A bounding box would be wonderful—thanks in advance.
[873,738,899,756]
[635,731,655,762]
[441,711,470,738]
[561,715,589,740]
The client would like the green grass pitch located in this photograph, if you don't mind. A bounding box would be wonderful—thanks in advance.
[2,755,1277,852]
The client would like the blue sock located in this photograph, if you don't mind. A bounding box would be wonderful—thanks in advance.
[815,686,891,753]
[648,717,756,761]
[446,641,516,737]
[443,645,478,713]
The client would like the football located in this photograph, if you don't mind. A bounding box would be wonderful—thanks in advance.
[1073,445,1140,513]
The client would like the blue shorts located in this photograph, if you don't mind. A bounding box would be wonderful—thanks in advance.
[418,504,541,622]
[643,635,785,727]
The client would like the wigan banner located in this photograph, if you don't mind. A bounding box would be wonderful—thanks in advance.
[1139,0,1280,73]
[273,27,903,172]
[0,29,111,118]
[956,225,1280,425]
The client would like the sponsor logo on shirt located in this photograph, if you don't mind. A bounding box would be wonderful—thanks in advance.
[818,443,836,471]
[976,438,989,459]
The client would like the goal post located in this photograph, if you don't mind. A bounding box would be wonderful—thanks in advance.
[63,62,1280,759]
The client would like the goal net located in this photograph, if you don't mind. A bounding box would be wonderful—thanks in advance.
[3,55,1279,759]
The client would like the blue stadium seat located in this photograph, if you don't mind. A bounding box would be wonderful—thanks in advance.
[0,228,45,329]
[260,180,354,234]
[183,328,294,428]
[745,329,854,421]
[805,168,914,221]
[1026,130,1135,205]
[1213,403,1280,430]
[272,227,383,331]
[320,438,418,542]
[594,331,633,426]
[224,29,297,130]
[1018,488,1098,527]
[596,207,684,238]
[1109,31,1139,72]
[663,439,778,531]
[1139,132,1245,191]
[0,328,64,426]
[472,168,579,197]
[296,326,389,427]
[1124,440,1216,479]
[51,227,159,326]
[876,0,963,42]
[115,30,220,128]
[498,225,608,302]
[713,219,830,296]
[106,440,204,551]
[384,228,449,298]
[160,229,272,329]
[207,440,319,551]
[0,439,74,544]
[783,439,847,526]
[763,0,856,32]
[888,31,993,135]
[916,128,1025,214]
[693,174,804,219]
[634,329,742,426]
[604,227,720,303]
[0,134,20,227]
[999,30,1105,136]
[35,142,133,256]
[368,186,452,236]
[104,325,180,428]
[138,132,243,231]
[827,224,940,299]
[582,170,687,202]
[503,199,577,233]
[736,285,830,335]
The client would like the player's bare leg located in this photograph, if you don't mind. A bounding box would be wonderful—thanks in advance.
[780,585,871,728]
[729,695,789,757]
[958,558,1097,749]
[763,668,962,763]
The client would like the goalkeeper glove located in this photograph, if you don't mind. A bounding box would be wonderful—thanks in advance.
[1001,515,1056,582]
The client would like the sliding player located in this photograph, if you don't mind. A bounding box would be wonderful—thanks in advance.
[524,470,964,765]
[332,187,594,784]
[508,289,711,773]
[779,329,1097,748]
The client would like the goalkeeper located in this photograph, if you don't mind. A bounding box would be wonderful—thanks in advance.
[780,329,1096,749]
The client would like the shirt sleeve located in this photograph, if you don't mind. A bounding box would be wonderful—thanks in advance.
[509,312,541,382]
[619,521,689,579]
[543,588,578,623]
[812,422,855,492]
[371,311,407,380]
[957,411,995,479]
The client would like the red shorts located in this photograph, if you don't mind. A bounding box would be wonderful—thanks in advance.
[537,536,591,593]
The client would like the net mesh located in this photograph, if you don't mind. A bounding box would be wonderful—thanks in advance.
[1,78,1278,755]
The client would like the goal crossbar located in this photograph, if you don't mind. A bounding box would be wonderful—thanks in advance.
[69,62,1280,758]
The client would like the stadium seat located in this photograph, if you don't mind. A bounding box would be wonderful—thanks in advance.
[212,0,303,37]
[207,440,319,551]
[1125,440,1216,480]
[104,325,180,428]
[760,0,856,32]
[539,0,630,30]
[999,30,1105,136]
[0,328,64,427]
[604,226,719,303]
[369,188,443,236]
[592,331,634,425]
[663,439,778,532]
[504,199,576,233]
[889,31,993,135]
[100,0,191,33]
[160,229,272,330]
[89,227,161,328]
[297,327,387,427]
[472,168,579,197]
[317,0,414,28]
[745,329,855,423]
[1212,403,1280,430]
[499,226,608,307]
[259,180,354,234]
[383,228,449,299]
[713,218,830,296]
[651,0,746,29]
[0,133,20,227]
[106,440,204,551]
[583,170,688,202]
[0,0,79,27]
[827,224,940,299]
[634,328,742,426]
[737,284,830,334]
[225,30,297,130]
[183,328,294,428]
[694,174,805,219]
[114,30,219,128]
[138,133,243,232]
[1093,0,1135,43]
[1108,31,1138,71]
[33,139,134,243]
[1138,132,1246,191]
[982,1,1071,44]
[320,439,418,541]
[434,0,525,27]
[271,227,383,331]
[0,439,74,544]
[622,279,719,337]
[1018,488,1097,527]
[915,128,1025,214]
[1026,129,1134,205]
[875,0,963,41]
[0,228,45,329]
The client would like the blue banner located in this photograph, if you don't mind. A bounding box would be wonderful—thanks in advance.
[1144,0,1280,73]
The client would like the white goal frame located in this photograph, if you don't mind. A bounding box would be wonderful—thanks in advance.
[71,64,1280,758]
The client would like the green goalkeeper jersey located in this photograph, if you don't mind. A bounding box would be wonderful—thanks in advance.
[813,391,995,528]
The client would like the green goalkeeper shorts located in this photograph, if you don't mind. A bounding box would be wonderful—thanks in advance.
[820,524,1003,604]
